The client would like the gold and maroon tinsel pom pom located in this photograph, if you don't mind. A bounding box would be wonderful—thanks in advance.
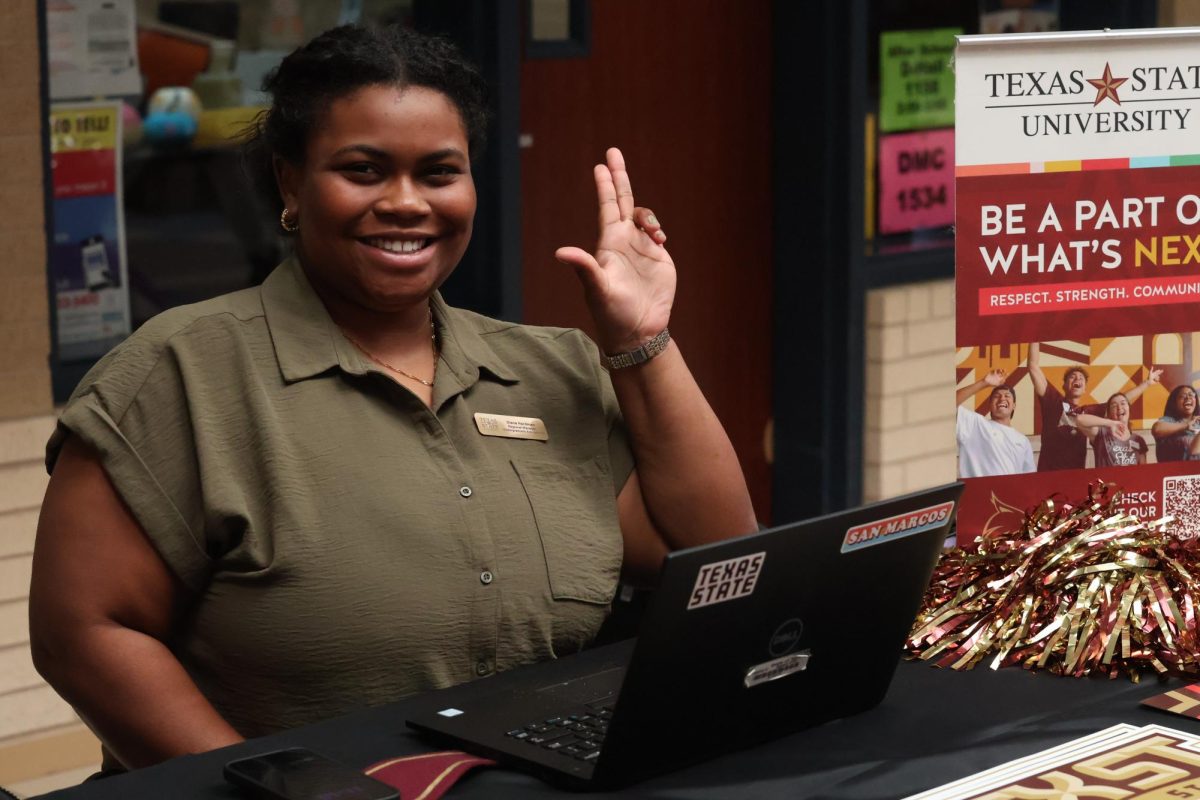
[907,482,1200,681]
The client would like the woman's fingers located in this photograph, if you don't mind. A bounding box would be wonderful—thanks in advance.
[633,207,667,244]
[596,149,663,242]
[555,245,607,299]
[555,245,600,274]
[594,164,621,228]
[607,147,636,221]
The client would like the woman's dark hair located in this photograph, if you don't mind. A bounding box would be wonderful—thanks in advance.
[1165,384,1198,419]
[243,24,490,207]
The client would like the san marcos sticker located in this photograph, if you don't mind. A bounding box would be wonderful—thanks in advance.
[841,502,955,553]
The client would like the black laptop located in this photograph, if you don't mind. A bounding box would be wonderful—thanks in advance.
[406,482,964,789]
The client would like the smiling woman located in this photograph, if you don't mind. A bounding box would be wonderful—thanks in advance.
[246,26,492,403]
[279,87,476,324]
[276,84,477,397]
[28,23,756,777]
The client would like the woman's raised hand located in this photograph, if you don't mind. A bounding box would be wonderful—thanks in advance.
[555,148,677,355]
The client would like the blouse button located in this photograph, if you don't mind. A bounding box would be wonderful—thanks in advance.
[476,661,491,676]
[480,570,494,585]
[459,485,473,498]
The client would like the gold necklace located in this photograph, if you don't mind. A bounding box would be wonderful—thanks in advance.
[342,308,438,387]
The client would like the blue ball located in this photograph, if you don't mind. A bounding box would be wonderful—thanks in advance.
[143,111,198,148]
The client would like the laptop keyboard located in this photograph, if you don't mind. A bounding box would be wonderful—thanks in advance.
[505,704,613,762]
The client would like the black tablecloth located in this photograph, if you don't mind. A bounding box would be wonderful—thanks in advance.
[35,654,1198,799]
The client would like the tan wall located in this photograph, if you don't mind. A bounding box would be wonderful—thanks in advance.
[0,3,101,794]
[0,3,52,420]
[1160,0,1200,26]
[863,280,957,502]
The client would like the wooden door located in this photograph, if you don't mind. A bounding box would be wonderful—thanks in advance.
[519,0,774,520]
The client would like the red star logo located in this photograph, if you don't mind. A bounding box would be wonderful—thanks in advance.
[1086,62,1128,106]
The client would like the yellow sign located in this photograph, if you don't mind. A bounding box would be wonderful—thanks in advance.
[50,106,119,153]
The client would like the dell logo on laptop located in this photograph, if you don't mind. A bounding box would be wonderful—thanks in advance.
[769,618,804,656]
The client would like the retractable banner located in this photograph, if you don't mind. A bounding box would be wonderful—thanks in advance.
[954,29,1200,539]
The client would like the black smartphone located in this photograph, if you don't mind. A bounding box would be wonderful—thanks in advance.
[223,747,399,800]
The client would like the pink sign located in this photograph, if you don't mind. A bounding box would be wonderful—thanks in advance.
[878,128,954,235]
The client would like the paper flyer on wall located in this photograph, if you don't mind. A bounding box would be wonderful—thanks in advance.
[906,723,1200,799]
[49,102,131,361]
[46,0,142,100]
[954,28,1200,541]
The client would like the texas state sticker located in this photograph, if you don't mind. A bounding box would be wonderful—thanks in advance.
[687,551,766,610]
[840,502,955,554]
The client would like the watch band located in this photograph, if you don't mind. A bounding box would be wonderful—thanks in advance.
[604,328,671,370]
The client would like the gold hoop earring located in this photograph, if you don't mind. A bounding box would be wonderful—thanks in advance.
[280,208,299,233]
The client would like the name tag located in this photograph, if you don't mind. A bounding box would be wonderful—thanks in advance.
[473,412,549,441]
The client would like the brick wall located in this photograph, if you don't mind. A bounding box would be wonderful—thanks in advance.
[0,417,102,795]
[0,3,100,793]
[863,279,957,502]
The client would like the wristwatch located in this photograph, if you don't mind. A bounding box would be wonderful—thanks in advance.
[604,328,671,370]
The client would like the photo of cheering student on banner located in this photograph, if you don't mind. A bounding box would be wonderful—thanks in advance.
[957,339,1164,477]
[1153,384,1200,462]
[955,368,1034,478]
[954,28,1200,539]
[1081,391,1151,468]
[1026,341,1158,472]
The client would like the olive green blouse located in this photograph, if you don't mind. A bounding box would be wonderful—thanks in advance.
[46,257,635,738]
